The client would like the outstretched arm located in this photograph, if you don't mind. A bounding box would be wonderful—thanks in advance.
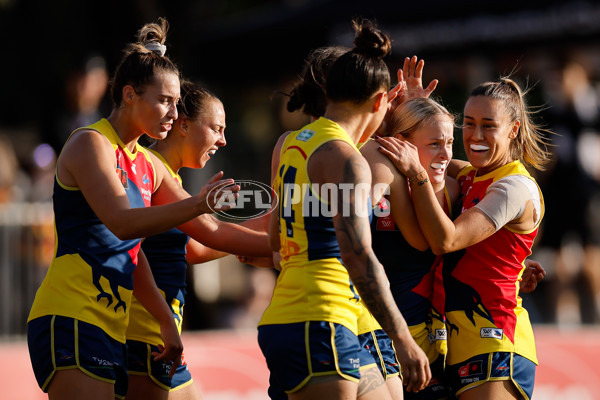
[185,238,229,264]
[58,130,237,240]
[150,158,271,257]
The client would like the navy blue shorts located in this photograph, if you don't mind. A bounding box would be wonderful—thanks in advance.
[358,329,401,379]
[258,321,377,400]
[27,315,129,399]
[126,339,192,391]
[446,352,536,399]
[404,354,452,400]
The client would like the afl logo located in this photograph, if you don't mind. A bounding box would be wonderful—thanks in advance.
[208,179,278,221]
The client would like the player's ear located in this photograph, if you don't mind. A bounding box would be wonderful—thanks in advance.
[178,117,189,136]
[372,90,387,113]
[123,85,136,104]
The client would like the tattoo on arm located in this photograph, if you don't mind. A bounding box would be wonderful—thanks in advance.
[312,141,335,156]
[353,255,408,338]
[337,156,366,256]
[335,155,408,338]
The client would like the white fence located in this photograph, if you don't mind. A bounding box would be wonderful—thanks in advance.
[0,202,54,337]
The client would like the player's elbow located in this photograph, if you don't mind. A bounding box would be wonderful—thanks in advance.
[111,226,139,241]
[430,240,455,255]
[339,251,365,276]
[411,241,430,252]
[104,216,144,240]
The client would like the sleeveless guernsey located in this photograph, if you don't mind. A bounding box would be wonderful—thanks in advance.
[28,119,156,343]
[445,160,543,365]
[259,117,364,333]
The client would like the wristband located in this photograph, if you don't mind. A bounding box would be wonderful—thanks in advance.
[408,170,429,187]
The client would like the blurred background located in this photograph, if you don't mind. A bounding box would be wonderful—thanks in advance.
[1,0,600,398]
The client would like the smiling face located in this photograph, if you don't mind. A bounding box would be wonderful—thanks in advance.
[403,115,454,190]
[131,71,180,140]
[462,96,519,175]
[181,98,226,169]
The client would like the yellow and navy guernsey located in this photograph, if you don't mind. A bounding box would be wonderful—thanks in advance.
[28,119,156,344]
[445,160,543,366]
[126,149,189,345]
[259,117,363,333]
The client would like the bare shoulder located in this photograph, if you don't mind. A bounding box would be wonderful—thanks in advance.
[359,139,381,162]
[312,139,366,167]
[61,128,111,156]
[309,140,370,185]
[360,139,398,183]
[447,159,470,179]
[274,131,292,152]
[57,129,115,186]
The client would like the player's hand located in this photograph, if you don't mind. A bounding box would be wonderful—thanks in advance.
[237,251,281,270]
[387,68,407,114]
[402,55,438,101]
[521,258,546,293]
[393,334,432,393]
[375,136,423,178]
[380,56,438,137]
[197,171,240,214]
[153,320,183,378]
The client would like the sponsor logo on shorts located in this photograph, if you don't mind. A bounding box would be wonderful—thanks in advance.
[428,329,447,343]
[349,357,360,369]
[480,327,503,339]
[296,129,315,142]
[92,356,115,367]
[496,360,509,371]
[160,363,171,375]
[458,360,483,378]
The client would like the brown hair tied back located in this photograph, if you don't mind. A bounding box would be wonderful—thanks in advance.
[122,17,169,57]
[287,46,349,119]
[470,76,552,170]
[110,17,179,107]
[326,18,391,104]
[352,18,392,59]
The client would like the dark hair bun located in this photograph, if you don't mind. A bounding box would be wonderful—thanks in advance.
[352,19,391,59]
